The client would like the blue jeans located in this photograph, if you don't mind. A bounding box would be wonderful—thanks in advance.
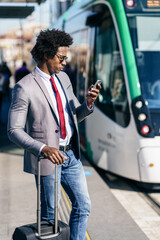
[35,149,91,240]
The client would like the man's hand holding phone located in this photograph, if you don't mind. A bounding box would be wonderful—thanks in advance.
[92,80,102,89]
[86,80,102,109]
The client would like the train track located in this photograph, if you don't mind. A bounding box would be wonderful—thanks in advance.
[133,185,160,216]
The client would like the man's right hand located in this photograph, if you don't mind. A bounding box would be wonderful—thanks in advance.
[41,146,67,165]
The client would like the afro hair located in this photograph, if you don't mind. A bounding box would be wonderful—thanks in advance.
[31,29,73,64]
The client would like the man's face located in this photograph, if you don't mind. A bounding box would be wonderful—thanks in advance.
[46,46,68,75]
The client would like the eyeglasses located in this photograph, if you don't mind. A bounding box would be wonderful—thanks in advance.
[56,54,68,63]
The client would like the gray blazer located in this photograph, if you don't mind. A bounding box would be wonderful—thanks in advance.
[7,69,93,176]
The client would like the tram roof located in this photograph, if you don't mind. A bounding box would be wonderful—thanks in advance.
[0,0,46,18]
[0,5,34,18]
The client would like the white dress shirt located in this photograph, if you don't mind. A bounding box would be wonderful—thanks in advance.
[36,66,74,147]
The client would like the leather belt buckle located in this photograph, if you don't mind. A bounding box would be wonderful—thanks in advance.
[59,144,72,152]
[63,145,67,152]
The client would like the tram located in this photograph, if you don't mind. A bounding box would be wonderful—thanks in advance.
[52,0,160,188]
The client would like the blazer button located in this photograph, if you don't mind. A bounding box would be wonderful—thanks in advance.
[55,130,59,133]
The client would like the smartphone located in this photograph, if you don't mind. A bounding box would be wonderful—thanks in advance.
[92,79,102,89]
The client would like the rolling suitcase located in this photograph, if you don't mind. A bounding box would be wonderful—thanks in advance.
[12,156,70,240]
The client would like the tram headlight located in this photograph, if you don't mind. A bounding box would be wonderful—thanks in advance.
[132,96,154,138]
[141,125,150,135]
[138,113,147,121]
[126,0,135,8]
[135,100,143,109]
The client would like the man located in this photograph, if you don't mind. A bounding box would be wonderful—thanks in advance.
[0,67,5,123]
[8,29,101,240]
[14,61,30,83]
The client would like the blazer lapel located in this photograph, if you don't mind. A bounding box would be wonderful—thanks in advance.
[31,68,59,125]
[56,72,70,99]
[56,72,75,121]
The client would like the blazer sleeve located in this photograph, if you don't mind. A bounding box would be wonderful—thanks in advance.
[62,71,94,123]
[7,83,44,156]
[76,100,94,123]
[70,85,94,123]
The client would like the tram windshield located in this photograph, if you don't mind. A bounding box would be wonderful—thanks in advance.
[128,15,160,109]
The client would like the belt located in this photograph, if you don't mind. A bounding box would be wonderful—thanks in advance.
[59,144,73,152]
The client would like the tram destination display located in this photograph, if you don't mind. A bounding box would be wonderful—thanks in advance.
[143,0,160,8]
[123,0,160,12]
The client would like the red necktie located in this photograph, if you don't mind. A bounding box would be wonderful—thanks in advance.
[50,76,66,139]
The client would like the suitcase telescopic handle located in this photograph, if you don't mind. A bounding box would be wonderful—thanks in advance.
[37,156,58,238]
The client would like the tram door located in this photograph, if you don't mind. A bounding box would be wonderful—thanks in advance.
[86,4,130,170]
[68,29,90,149]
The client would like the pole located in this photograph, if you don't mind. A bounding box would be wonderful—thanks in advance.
[54,164,58,234]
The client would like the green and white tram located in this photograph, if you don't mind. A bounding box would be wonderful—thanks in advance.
[52,0,160,188]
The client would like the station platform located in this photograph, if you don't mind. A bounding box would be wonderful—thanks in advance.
[82,155,148,240]
[0,135,149,240]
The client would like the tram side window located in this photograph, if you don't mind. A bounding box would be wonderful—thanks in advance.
[77,29,89,103]
[94,9,130,127]
[65,32,79,95]
[66,30,89,103]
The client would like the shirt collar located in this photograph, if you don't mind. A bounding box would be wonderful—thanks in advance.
[36,66,55,82]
